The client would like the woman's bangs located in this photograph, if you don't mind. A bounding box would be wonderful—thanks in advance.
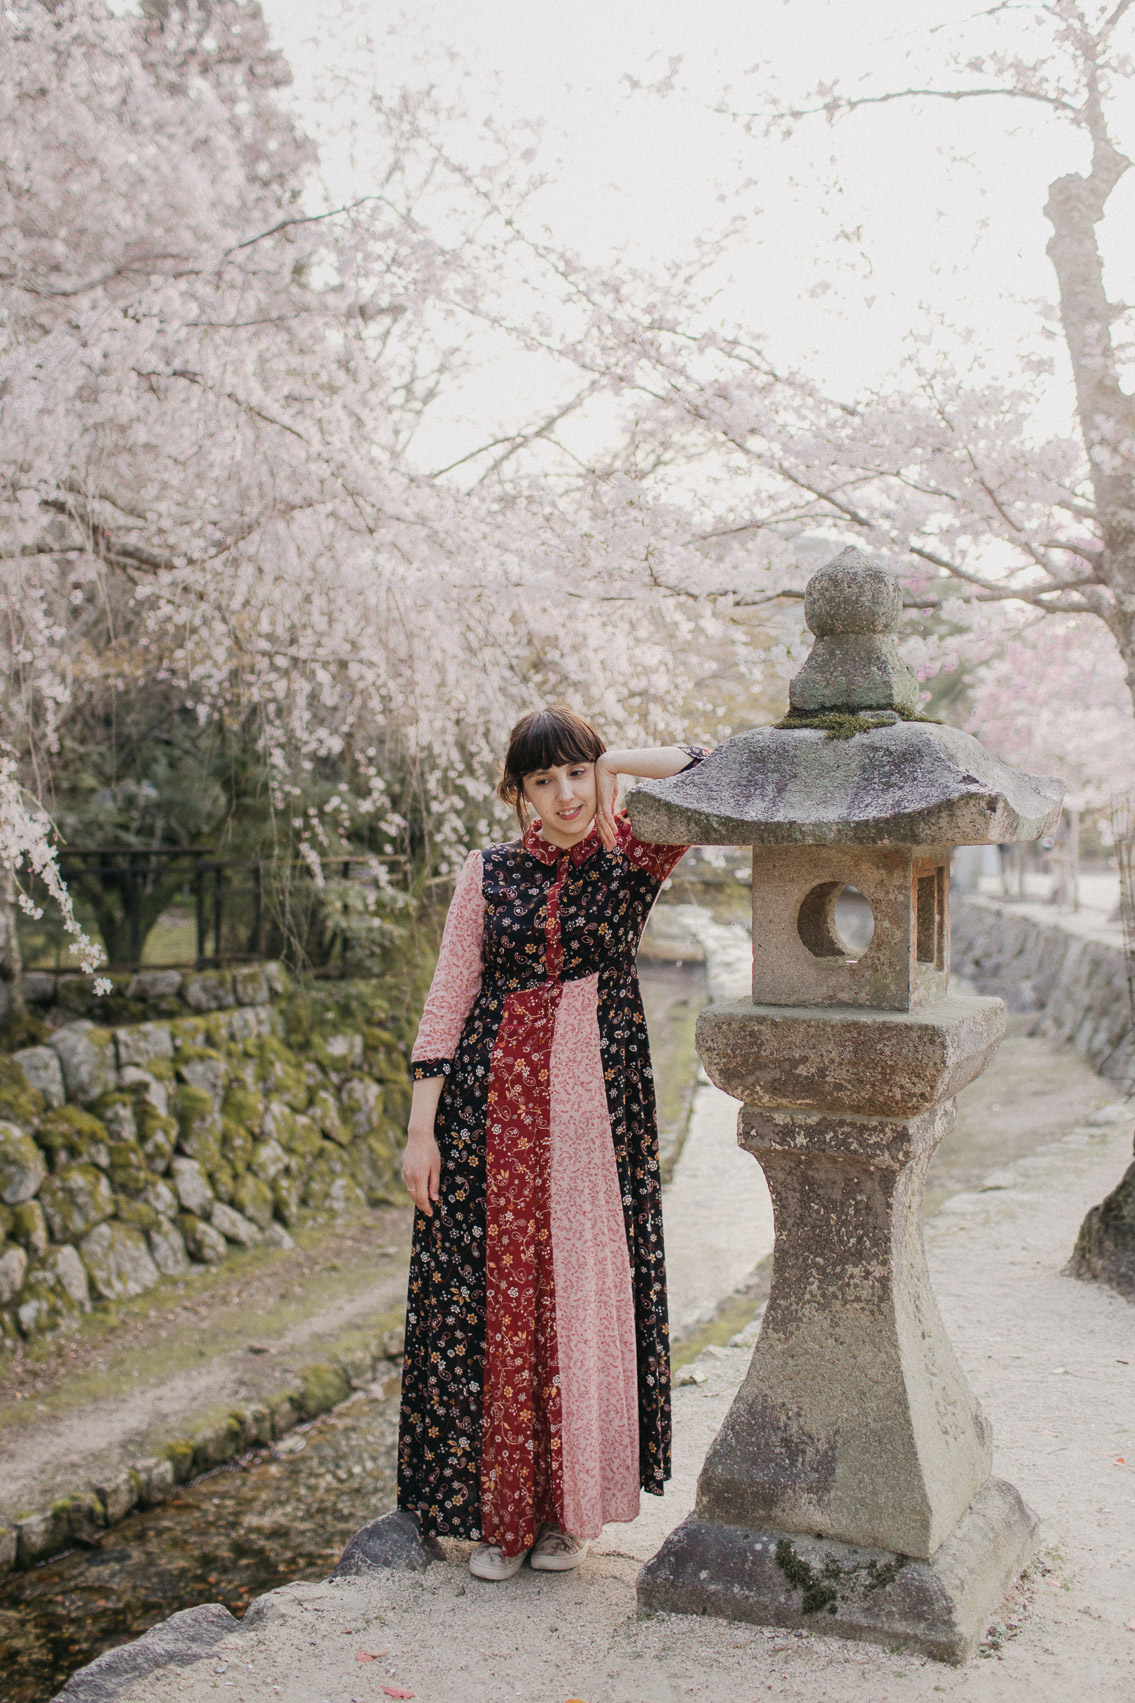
[517,725,598,775]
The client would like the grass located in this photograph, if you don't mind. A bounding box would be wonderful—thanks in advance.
[670,1259,771,1371]
[0,1207,412,1454]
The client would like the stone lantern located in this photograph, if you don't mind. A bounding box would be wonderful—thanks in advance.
[628,547,1063,1663]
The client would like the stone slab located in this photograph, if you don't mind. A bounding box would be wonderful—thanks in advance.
[52,1602,238,1702]
[697,995,1005,1117]
[637,1476,1037,1665]
[626,720,1062,848]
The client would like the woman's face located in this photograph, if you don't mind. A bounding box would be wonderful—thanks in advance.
[521,760,597,848]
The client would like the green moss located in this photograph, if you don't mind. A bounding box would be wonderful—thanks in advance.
[92,993,148,1027]
[0,1008,50,1052]
[232,1170,274,1228]
[223,1082,263,1121]
[114,1195,160,1231]
[773,706,941,740]
[272,1173,303,1224]
[202,1014,234,1048]
[773,1537,907,1615]
[92,1090,136,1130]
[134,1106,177,1172]
[174,1082,216,1129]
[253,1037,308,1110]
[44,1106,109,1143]
[865,1554,908,1592]
[16,1262,84,1335]
[169,1018,209,1051]
[37,1106,110,1168]
[173,1084,222,1170]
[0,1056,46,1129]
[221,1119,254,1174]
[39,1164,115,1241]
[210,1160,236,1204]
[165,1439,196,1482]
[107,1141,148,1195]
[12,1200,47,1257]
[774,1539,839,1614]
[174,1044,225,1068]
[346,1130,401,1204]
[192,1415,243,1471]
[298,1361,350,1419]
[267,1389,301,1437]
[363,1026,410,1082]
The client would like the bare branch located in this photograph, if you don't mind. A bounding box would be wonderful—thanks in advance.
[428,381,603,481]
[734,83,1083,129]
[222,196,390,257]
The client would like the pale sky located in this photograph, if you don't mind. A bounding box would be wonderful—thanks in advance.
[258,0,1135,471]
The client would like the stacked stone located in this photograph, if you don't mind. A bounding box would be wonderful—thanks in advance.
[951,896,1135,1080]
[0,965,410,1344]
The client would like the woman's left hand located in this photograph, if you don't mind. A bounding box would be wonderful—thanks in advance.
[595,757,619,850]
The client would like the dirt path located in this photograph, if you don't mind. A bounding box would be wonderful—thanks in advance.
[117,1107,1135,1703]
[0,1209,412,1526]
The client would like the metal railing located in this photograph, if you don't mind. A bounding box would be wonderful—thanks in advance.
[21,847,397,974]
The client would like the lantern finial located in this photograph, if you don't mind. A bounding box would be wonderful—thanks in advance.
[789,545,920,715]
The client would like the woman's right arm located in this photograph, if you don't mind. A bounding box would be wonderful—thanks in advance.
[404,850,485,1217]
[403,1076,445,1216]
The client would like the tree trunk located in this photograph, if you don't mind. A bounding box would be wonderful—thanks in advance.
[68,867,186,970]
[1044,122,1135,1296]
[1068,1149,1135,1300]
[0,862,26,1019]
[1043,133,1135,701]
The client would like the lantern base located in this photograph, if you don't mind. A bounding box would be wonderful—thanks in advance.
[636,1477,1036,1666]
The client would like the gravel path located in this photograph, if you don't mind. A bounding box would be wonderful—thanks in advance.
[111,1101,1135,1703]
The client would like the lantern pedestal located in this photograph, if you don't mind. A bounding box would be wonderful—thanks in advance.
[637,1479,1037,1665]
[638,995,1037,1662]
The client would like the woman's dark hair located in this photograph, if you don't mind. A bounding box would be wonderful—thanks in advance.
[497,705,606,832]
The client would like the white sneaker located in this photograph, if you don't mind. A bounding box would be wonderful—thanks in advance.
[468,1542,528,1580]
[529,1525,590,1572]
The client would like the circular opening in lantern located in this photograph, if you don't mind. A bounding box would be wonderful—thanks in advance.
[797,882,875,960]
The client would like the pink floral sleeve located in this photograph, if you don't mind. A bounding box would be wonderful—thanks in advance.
[411,851,485,1079]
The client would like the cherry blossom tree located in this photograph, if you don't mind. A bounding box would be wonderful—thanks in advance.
[2,0,782,974]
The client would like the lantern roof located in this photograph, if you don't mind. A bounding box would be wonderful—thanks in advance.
[627,548,1064,849]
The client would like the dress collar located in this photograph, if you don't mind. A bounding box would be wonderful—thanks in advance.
[523,818,602,867]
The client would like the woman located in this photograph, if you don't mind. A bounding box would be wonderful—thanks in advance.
[397,705,706,1581]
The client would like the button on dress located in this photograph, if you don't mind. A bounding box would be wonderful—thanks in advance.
[398,772,703,1558]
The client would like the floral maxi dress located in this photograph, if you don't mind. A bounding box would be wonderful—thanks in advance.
[397,787,701,1559]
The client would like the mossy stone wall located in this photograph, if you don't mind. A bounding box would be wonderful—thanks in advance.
[0,965,411,1346]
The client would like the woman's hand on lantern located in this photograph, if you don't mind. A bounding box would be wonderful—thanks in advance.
[404,1079,444,1215]
[594,747,703,850]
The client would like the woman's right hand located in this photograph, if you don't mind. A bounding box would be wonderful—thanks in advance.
[403,1078,444,1216]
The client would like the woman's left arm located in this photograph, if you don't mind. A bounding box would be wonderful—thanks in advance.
[595,746,699,850]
